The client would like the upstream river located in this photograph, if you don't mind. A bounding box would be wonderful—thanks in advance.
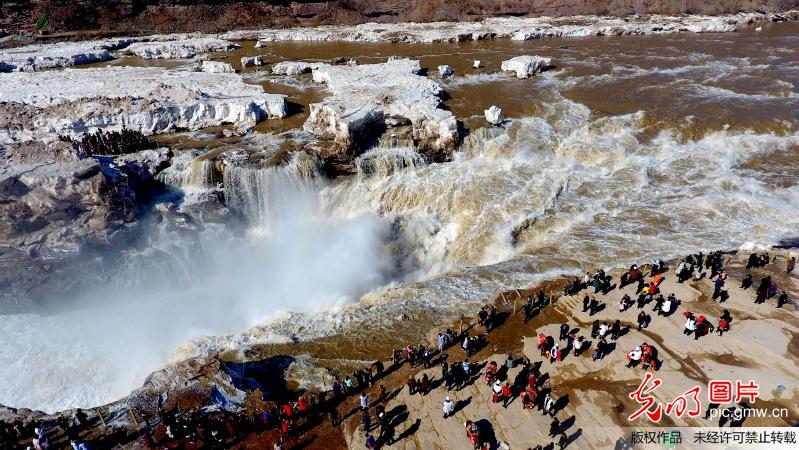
[1,21,798,412]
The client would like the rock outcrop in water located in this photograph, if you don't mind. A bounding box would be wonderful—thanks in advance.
[123,37,238,59]
[484,105,503,125]
[240,55,265,68]
[0,160,134,253]
[199,60,235,73]
[303,58,458,170]
[438,64,454,77]
[0,67,288,147]
[271,60,323,75]
[501,55,552,78]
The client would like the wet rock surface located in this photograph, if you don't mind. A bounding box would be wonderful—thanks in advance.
[0,157,144,310]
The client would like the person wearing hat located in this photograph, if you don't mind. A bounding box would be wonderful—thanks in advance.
[626,346,642,368]
[443,396,454,418]
[550,342,561,363]
[492,380,503,403]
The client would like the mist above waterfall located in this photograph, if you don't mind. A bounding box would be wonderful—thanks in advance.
[0,155,396,412]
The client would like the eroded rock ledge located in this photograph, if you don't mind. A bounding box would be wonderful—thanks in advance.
[0,149,172,309]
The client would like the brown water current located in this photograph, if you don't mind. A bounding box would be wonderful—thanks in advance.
[209,22,799,137]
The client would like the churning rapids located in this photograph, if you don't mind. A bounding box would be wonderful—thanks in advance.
[2,21,799,413]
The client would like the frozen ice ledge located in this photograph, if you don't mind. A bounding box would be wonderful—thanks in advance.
[302,58,458,162]
[0,66,288,146]
[0,12,796,73]
[0,35,238,72]
[242,11,798,43]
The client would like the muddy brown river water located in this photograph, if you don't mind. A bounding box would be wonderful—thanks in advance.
[212,22,799,135]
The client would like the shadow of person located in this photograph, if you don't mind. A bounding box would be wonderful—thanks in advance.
[395,418,421,442]
[552,394,570,415]
[453,396,472,415]
[730,403,750,427]
[496,365,509,382]
[563,428,583,448]
[491,311,511,329]
[387,408,409,430]
[559,414,576,433]
[475,419,498,450]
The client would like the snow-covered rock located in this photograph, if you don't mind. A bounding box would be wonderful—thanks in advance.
[245,13,781,45]
[241,56,264,68]
[303,58,457,156]
[272,60,323,75]
[0,67,287,145]
[200,60,235,73]
[0,38,134,72]
[438,64,454,77]
[473,60,482,69]
[125,38,238,59]
[738,242,771,253]
[111,148,173,182]
[484,105,503,125]
[501,55,552,78]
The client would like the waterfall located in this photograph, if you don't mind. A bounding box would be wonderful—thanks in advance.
[157,150,216,199]
[222,152,321,230]
[355,147,426,178]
